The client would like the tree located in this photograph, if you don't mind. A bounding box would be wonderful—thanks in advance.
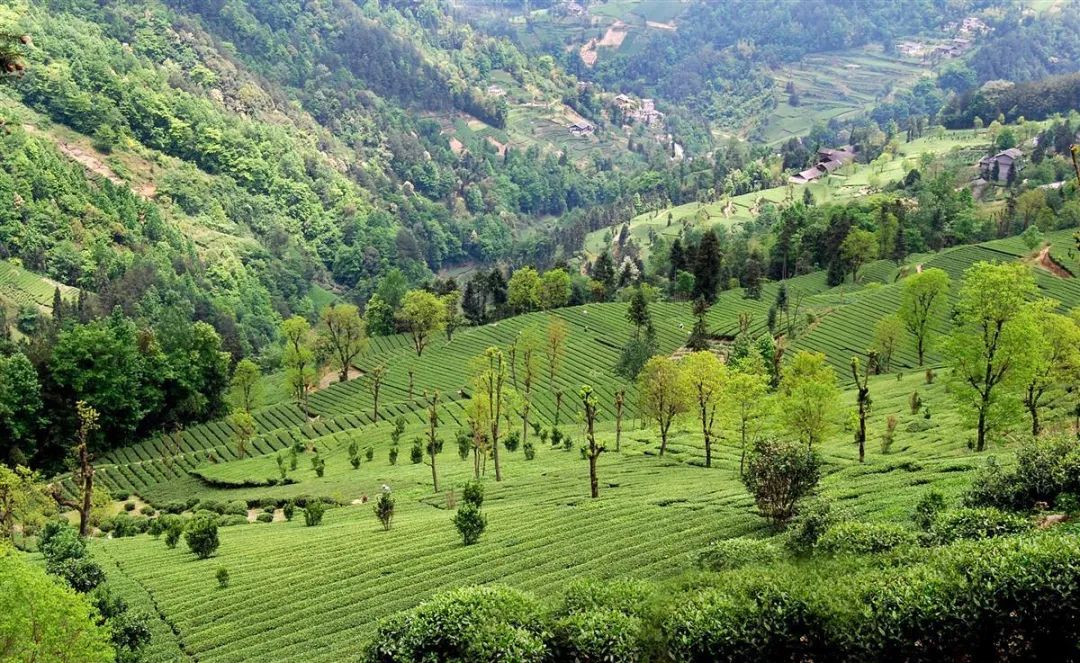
[850,354,874,463]
[626,286,651,339]
[872,315,903,373]
[507,267,540,313]
[693,230,722,302]
[579,385,605,498]
[778,352,839,451]
[320,303,367,383]
[441,291,464,341]
[229,358,261,413]
[687,297,710,351]
[515,327,541,448]
[942,262,1039,452]
[228,410,256,459]
[185,514,220,559]
[364,294,396,336]
[398,290,447,357]
[473,347,509,481]
[282,316,316,412]
[0,464,50,542]
[536,269,572,310]
[614,389,625,453]
[545,317,568,390]
[452,502,486,545]
[374,489,394,531]
[367,364,387,422]
[898,268,950,366]
[679,351,727,468]
[591,252,616,300]
[0,549,114,663]
[49,402,100,538]
[0,351,40,463]
[840,229,878,283]
[742,439,821,525]
[726,355,771,477]
[638,356,689,456]
[426,391,441,493]
[1021,307,1080,436]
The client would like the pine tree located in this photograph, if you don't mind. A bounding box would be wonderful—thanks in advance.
[627,286,650,339]
[743,250,763,300]
[687,297,710,351]
[692,230,722,303]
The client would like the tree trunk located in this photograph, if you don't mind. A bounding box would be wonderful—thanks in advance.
[372,386,380,423]
[589,454,599,498]
[700,403,711,468]
[659,420,669,456]
[739,418,748,477]
[615,394,623,453]
[916,334,925,366]
[977,402,988,452]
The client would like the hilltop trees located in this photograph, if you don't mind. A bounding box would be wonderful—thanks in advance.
[942,262,1039,452]
[898,268,950,366]
[777,351,839,451]
[679,351,727,468]
[319,303,367,383]
[399,290,447,357]
[638,356,689,456]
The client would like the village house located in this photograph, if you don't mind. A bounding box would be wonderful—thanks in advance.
[979,148,1023,183]
[569,121,595,136]
[789,145,857,183]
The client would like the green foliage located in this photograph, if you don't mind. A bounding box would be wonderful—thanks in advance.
[964,434,1080,510]
[461,480,484,509]
[409,439,423,465]
[815,521,917,555]
[742,439,821,525]
[185,514,220,559]
[785,499,843,556]
[927,508,1032,545]
[452,502,487,546]
[523,440,535,460]
[303,501,326,527]
[374,491,394,531]
[912,490,947,531]
[216,566,230,589]
[697,537,783,571]
[283,500,295,522]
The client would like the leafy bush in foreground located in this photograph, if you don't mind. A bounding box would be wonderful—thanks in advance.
[815,521,917,555]
[697,537,783,571]
[185,514,220,559]
[742,439,821,525]
[926,507,1032,544]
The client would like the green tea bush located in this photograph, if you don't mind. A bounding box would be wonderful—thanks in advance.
[185,514,220,559]
[786,499,843,556]
[303,501,326,527]
[504,430,520,452]
[1056,492,1080,514]
[965,434,1080,510]
[927,508,1031,544]
[161,500,186,515]
[113,491,130,501]
[912,490,947,531]
[457,430,471,460]
[217,515,249,527]
[697,537,783,571]
[199,500,225,515]
[139,505,155,516]
[216,566,229,588]
[312,454,326,477]
[554,579,653,619]
[283,500,295,521]
[743,439,821,525]
[410,439,423,464]
[452,503,486,545]
[350,455,361,470]
[549,610,642,663]
[389,446,399,465]
[816,521,917,555]
[224,500,248,517]
[363,585,546,662]
[256,512,273,523]
[550,428,563,448]
[123,501,136,512]
[374,491,394,531]
[365,446,374,461]
[523,440,536,460]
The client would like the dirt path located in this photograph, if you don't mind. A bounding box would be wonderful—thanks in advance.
[1037,246,1072,278]
[317,367,363,391]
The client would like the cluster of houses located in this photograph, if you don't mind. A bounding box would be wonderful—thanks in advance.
[614,94,665,126]
[788,146,857,184]
[898,15,989,60]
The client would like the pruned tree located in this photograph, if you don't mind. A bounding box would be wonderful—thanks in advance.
[49,401,100,538]
[850,354,874,463]
[579,385,604,498]
[727,357,771,477]
[679,351,727,468]
[228,410,257,459]
[320,303,368,383]
[638,356,689,456]
[516,326,541,448]
[442,291,464,341]
[472,347,509,481]
[614,389,625,452]
[742,438,821,525]
[898,268,950,366]
[426,391,441,493]
[545,316,568,390]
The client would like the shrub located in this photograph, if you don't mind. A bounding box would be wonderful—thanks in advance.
[555,579,653,619]
[1056,492,1080,514]
[504,430,520,452]
[139,505,155,516]
[452,503,486,545]
[224,500,248,517]
[184,515,220,559]
[199,500,225,515]
[109,513,141,538]
[927,507,1032,544]
[786,499,842,556]
[563,435,573,452]
[456,430,471,460]
[256,512,273,523]
[924,368,935,384]
[363,585,546,662]
[410,439,424,464]
[523,440,535,460]
[350,455,361,470]
[816,521,917,555]
[365,446,374,461]
[162,500,186,515]
[390,416,406,446]
[113,491,130,501]
[217,515,249,527]
[461,480,484,508]
[964,434,1080,510]
[216,566,229,588]
[164,525,182,549]
[550,428,563,448]
[389,446,399,465]
[123,501,136,512]
[303,501,326,527]
[880,415,897,454]
[374,491,395,531]
[908,391,922,414]
[742,439,821,525]
[549,610,642,663]
[311,454,326,477]
[697,537,783,571]
[912,490,947,531]
[288,447,298,471]
[283,500,296,521]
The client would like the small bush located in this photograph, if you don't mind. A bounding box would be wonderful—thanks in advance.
[224,500,247,517]
[924,368,935,384]
[912,490,947,531]
[304,501,326,527]
[365,446,374,461]
[816,521,917,555]
[927,507,1032,544]
[456,430,471,460]
[139,505,155,516]
[550,428,564,447]
[185,515,220,559]
[410,439,424,464]
[283,500,296,521]
[113,491,130,501]
[908,391,922,414]
[453,503,486,545]
[786,499,842,556]
[461,480,484,508]
[256,512,273,523]
[880,415,897,454]
[697,537,783,571]
[563,435,573,452]
[311,454,326,478]
[504,430,521,452]
[199,500,225,515]
[217,515,248,527]
[523,440,535,460]
[375,491,395,531]
[123,501,136,512]
[350,455,361,470]
[743,439,821,526]
[1056,492,1080,514]
[549,610,642,662]
[162,500,187,515]
[389,446,399,465]
[216,566,229,588]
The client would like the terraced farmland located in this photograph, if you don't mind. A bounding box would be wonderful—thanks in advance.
[0,259,76,310]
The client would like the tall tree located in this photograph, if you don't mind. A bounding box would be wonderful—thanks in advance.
[228,410,256,459]
[398,290,447,357]
[536,269,572,310]
[679,351,727,468]
[473,347,508,481]
[942,262,1039,452]
[872,315,903,373]
[507,267,540,313]
[614,389,625,453]
[693,230,722,302]
[626,286,651,339]
[638,356,689,456]
[545,317,568,391]
[282,316,316,412]
[320,303,368,383]
[0,351,41,464]
[579,385,604,498]
[1021,307,1080,436]
[367,364,387,422]
[850,354,874,463]
[591,252,616,300]
[516,326,541,447]
[49,401,99,538]
[426,391,441,493]
[441,291,464,341]
[898,268,950,366]
[841,229,878,283]
[726,354,771,477]
[229,358,261,413]
[778,351,840,451]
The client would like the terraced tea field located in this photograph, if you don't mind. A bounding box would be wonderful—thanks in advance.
[0,259,76,311]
